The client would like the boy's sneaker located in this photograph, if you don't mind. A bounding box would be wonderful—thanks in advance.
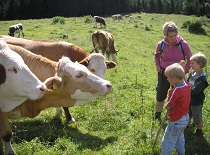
[154,112,161,120]
[195,129,204,136]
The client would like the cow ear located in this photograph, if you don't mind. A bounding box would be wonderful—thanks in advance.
[44,76,62,90]
[106,61,117,69]
[79,59,89,67]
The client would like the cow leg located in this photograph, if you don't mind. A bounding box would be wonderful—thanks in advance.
[56,107,63,116]
[102,48,106,55]
[95,44,99,53]
[111,53,117,63]
[0,112,15,155]
[22,31,24,37]
[55,107,75,123]
[63,107,76,124]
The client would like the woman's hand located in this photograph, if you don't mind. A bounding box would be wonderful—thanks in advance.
[180,60,186,71]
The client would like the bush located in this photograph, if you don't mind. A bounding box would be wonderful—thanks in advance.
[182,20,207,35]
[84,15,93,23]
[51,16,65,25]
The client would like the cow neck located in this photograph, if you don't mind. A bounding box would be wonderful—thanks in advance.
[9,90,77,119]
[9,44,58,81]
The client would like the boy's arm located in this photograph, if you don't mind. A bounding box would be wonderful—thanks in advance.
[191,81,208,95]
[165,105,172,110]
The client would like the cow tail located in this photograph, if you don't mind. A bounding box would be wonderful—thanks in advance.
[91,43,99,53]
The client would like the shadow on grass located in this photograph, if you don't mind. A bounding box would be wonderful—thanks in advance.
[9,116,117,151]
[159,120,210,155]
[184,126,210,155]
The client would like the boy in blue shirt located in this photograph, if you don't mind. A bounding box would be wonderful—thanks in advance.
[187,52,209,136]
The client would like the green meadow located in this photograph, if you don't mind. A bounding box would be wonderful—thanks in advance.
[0,13,210,155]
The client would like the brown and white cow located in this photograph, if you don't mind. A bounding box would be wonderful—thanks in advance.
[111,14,124,21]
[0,40,46,112]
[0,35,116,123]
[92,30,118,63]
[8,23,24,38]
[0,45,112,155]
[93,16,106,28]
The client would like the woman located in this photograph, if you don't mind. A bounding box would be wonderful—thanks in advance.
[154,21,192,120]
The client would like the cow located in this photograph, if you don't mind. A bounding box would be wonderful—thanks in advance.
[0,35,117,123]
[92,30,118,63]
[8,23,24,38]
[111,14,124,21]
[93,16,106,28]
[60,34,68,39]
[7,44,113,123]
[0,44,112,155]
[0,40,46,112]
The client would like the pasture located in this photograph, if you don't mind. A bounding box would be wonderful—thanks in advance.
[0,13,210,155]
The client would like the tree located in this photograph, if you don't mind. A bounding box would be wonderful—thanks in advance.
[157,0,164,13]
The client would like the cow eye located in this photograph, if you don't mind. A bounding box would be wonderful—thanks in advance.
[90,69,95,73]
[8,67,17,73]
[76,73,84,78]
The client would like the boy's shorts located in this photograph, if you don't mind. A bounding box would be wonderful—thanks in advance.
[189,105,203,124]
[156,72,170,102]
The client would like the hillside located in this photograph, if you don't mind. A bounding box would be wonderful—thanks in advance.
[0,13,210,155]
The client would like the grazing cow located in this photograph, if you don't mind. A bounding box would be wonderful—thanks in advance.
[0,40,46,112]
[8,23,24,37]
[0,36,116,78]
[137,15,141,20]
[111,14,124,21]
[92,30,118,63]
[0,35,116,122]
[60,34,68,39]
[1,45,112,155]
[93,16,106,28]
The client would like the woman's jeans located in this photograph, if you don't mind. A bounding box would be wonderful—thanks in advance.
[161,114,189,155]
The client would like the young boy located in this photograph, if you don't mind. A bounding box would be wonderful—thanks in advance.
[187,52,209,136]
[161,63,190,155]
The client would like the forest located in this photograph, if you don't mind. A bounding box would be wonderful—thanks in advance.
[1,0,210,20]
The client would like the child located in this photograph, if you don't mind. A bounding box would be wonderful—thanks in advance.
[187,52,209,136]
[161,63,190,155]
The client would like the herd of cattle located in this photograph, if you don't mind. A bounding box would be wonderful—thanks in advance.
[0,15,123,155]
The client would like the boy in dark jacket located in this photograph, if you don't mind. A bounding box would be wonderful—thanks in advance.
[187,52,209,136]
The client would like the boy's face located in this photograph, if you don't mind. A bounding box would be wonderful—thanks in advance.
[165,74,176,86]
[190,60,202,72]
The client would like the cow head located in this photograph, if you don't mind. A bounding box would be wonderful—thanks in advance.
[79,53,116,79]
[0,40,46,112]
[8,32,14,37]
[45,56,112,106]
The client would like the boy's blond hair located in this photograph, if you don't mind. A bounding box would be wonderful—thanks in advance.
[190,52,207,68]
[165,63,185,80]
[162,21,178,36]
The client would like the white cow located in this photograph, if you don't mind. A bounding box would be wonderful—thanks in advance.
[0,40,46,112]
[8,23,24,37]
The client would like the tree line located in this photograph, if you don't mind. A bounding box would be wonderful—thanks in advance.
[0,0,210,20]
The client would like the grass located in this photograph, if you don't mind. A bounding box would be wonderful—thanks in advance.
[0,13,210,155]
